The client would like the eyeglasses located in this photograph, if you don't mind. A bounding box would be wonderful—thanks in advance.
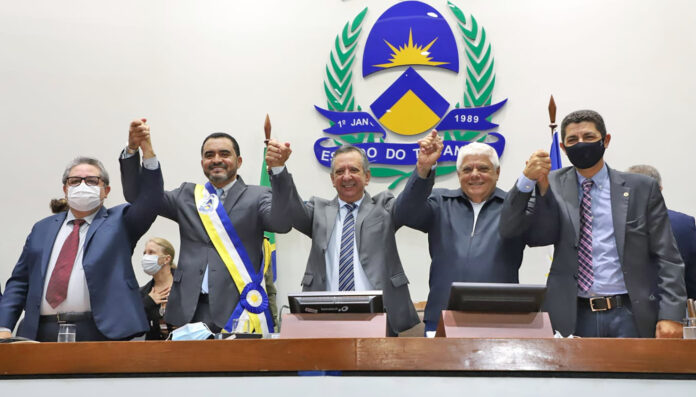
[65,176,102,187]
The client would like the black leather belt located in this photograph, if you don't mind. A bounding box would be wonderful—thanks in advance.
[39,312,92,323]
[578,295,628,312]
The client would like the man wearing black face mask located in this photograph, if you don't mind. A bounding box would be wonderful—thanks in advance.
[500,109,686,338]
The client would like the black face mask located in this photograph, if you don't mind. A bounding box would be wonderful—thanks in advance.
[564,139,606,169]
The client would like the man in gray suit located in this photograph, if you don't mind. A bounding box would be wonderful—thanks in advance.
[121,131,292,332]
[501,109,685,338]
[265,140,419,335]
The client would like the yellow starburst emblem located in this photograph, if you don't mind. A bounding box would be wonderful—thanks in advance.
[374,29,449,69]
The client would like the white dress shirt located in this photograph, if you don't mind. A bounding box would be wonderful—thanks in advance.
[325,196,374,291]
[39,210,98,315]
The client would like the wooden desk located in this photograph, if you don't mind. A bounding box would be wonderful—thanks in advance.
[1,338,695,377]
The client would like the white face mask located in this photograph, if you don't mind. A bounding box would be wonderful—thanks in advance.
[141,254,162,276]
[67,182,102,212]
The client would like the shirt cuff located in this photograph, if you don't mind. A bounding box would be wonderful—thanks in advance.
[516,174,536,193]
[121,146,137,159]
[142,156,159,170]
[270,165,285,175]
[0,327,11,334]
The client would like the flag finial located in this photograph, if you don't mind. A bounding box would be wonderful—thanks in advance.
[264,114,271,145]
[548,95,557,137]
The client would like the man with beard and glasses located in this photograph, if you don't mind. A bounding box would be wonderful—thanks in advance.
[121,126,292,333]
[500,109,686,338]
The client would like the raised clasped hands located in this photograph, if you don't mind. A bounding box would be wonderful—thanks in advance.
[524,150,551,195]
[129,118,155,158]
[265,138,292,168]
[416,130,444,178]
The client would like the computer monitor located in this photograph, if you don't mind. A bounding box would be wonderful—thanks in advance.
[288,290,384,314]
[446,282,547,313]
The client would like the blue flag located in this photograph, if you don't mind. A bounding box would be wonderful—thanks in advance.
[550,131,562,170]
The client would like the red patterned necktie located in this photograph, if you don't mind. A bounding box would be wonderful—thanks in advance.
[577,179,594,291]
[45,219,85,308]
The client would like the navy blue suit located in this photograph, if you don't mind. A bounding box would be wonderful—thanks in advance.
[0,166,163,340]
[668,209,696,299]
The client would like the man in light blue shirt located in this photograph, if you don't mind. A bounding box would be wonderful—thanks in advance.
[501,110,685,338]
[265,142,419,335]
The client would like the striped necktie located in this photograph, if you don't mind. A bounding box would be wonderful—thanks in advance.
[577,179,594,291]
[338,203,357,291]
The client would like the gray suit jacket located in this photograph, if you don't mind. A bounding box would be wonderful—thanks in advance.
[276,170,419,334]
[501,165,686,337]
[121,154,292,329]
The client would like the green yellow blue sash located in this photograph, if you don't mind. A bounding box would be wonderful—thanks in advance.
[194,183,273,334]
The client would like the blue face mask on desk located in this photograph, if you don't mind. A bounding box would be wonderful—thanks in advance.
[170,322,214,341]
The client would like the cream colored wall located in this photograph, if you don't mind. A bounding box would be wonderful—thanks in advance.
[1,0,694,314]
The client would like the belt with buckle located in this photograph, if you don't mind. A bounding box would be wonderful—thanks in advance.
[39,312,92,323]
[579,295,627,312]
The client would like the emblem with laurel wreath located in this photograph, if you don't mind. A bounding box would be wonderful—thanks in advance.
[321,2,501,189]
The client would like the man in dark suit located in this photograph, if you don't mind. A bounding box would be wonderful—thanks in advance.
[501,109,685,338]
[627,164,696,300]
[0,119,162,341]
[393,131,531,333]
[121,129,292,333]
[265,140,419,335]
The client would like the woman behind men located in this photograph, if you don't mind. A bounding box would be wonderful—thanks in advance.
[139,237,175,340]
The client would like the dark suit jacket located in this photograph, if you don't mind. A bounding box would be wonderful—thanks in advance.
[120,154,292,329]
[276,169,419,334]
[501,165,686,337]
[393,170,528,326]
[0,166,163,340]
[668,209,696,299]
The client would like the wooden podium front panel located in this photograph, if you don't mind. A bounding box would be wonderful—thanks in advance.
[435,310,554,338]
[2,338,696,376]
[279,313,387,338]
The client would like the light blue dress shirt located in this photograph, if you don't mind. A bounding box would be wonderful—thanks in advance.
[516,164,627,297]
[325,196,374,291]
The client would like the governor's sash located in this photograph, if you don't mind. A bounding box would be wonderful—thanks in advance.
[194,183,274,334]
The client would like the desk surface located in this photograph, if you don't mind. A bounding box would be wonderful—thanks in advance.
[1,338,695,377]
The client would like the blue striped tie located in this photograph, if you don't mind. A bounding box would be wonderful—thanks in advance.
[578,179,594,291]
[338,203,357,291]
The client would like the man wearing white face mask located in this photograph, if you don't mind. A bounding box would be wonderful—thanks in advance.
[0,119,163,342]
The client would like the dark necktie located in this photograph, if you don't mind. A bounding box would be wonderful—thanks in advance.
[45,219,85,308]
[338,203,357,291]
[577,179,594,291]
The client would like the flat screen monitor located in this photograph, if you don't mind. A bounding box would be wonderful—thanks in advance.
[288,290,384,314]
[446,282,547,313]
